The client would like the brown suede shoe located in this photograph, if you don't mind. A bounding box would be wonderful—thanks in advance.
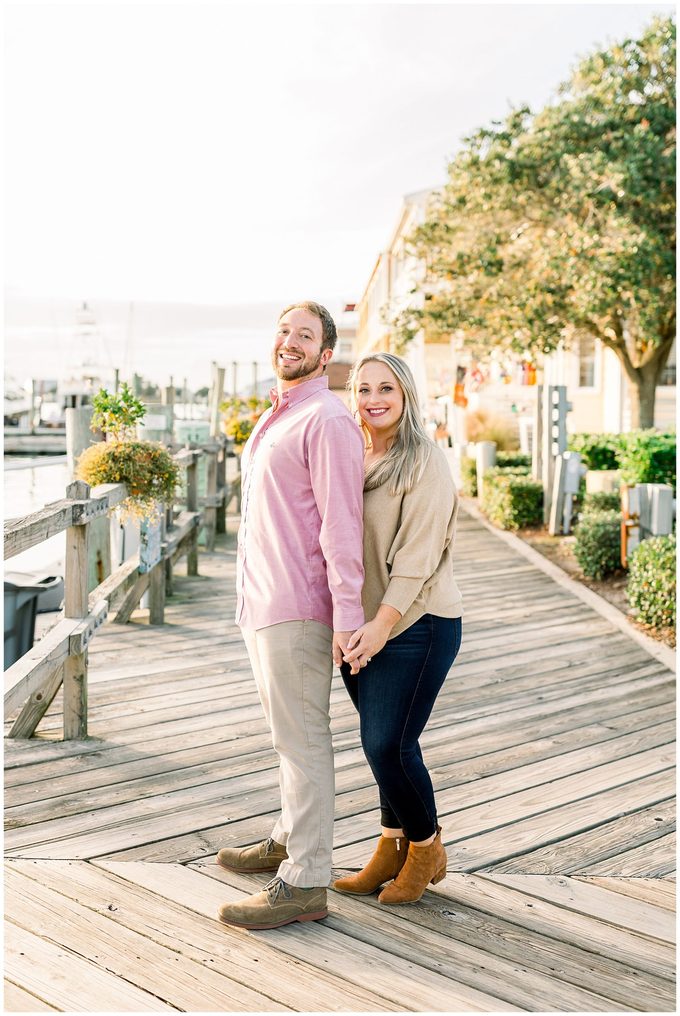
[217,837,288,873]
[217,877,328,930]
[378,827,447,905]
[333,835,409,895]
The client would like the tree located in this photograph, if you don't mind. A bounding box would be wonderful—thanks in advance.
[396,16,675,428]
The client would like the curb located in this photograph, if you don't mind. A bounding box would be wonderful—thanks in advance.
[460,496,676,673]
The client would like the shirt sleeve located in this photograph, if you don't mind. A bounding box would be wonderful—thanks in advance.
[307,414,366,631]
[381,456,458,618]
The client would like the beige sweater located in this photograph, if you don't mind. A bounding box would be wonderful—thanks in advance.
[361,445,463,639]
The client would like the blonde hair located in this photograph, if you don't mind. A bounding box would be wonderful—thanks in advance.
[348,352,432,495]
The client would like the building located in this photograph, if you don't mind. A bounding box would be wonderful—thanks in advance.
[356,191,676,439]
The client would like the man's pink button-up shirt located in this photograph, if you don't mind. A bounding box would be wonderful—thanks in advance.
[235,375,365,633]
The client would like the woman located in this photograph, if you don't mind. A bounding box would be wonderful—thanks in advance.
[333,352,463,905]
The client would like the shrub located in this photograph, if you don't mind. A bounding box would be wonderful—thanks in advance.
[460,456,478,497]
[567,432,620,471]
[465,408,519,451]
[573,509,622,579]
[582,491,621,514]
[627,534,676,630]
[481,473,543,530]
[495,451,531,471]
[616,430,676,491]
[77,440,180,520]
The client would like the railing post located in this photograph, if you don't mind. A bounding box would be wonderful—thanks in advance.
[165,504,174,596]
[148,515,166,625]
[216,438,227,535]
[205,446,218,551]
[63,480,90,739]
[186,452,199,576]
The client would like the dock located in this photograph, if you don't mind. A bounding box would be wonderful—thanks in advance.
[4,508,676,1012]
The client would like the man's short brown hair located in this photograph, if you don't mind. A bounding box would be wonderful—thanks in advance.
[278,301,337,352]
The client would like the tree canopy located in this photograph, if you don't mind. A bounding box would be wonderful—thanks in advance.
[396,16,675,427]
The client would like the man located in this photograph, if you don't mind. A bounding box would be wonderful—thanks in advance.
[217,301,365,930]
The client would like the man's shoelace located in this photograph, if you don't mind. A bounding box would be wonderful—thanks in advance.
[264,877,292,903]
[263,837,277,855]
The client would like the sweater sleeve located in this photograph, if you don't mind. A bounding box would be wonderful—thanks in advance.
[381,454,458,618]
[307,413,366,631]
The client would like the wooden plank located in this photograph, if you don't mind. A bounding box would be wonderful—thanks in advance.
[3,980,58,1011]
[5,921,173,1011]
[490,873,675,942]
[8,716,671,831]
[7,664,65,740]
[7,735,670,858]
[9,859,402,1012]
[319,868,675,1012]
[112,573,150,625]
[88,555,139,612]
[334,748,675,867]
[4,619,81,716]
[574,876,676,911]
[94,860,519,1012]
[489,800,676,874]
[62,652,88,740]
[4,501,74,560]
[578,834,677,877]
[4,865,290,1012]
[428,873,676,981]
[148,561,165,625]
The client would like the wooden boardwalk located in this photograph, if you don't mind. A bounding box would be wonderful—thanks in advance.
[4,509,676,1011]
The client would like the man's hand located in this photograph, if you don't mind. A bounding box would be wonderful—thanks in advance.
[342,618,391,673]
[333,631,354,668]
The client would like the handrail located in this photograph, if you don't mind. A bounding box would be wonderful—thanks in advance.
[4,435,235,740]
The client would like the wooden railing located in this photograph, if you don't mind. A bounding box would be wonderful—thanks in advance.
[4,437,240,740]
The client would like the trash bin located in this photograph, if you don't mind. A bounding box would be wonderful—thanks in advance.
[4,574,63,669]
[4,571,64,613]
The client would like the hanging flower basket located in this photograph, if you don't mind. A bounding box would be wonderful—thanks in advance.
[75,384,179,520]
[76,439,180,521]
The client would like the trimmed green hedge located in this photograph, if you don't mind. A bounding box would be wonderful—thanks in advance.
[617,431,676,491]
[461,454,531,499]
[460,456,478,497]
[568,430,676,491]
[568,433,620,471]
[627,533,676,629]
[481,472,543,530]
[495,451,531,470]
[573,509,622,579]
[582,491,621,514]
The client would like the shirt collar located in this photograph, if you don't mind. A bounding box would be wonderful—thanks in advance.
[269,374,329,408]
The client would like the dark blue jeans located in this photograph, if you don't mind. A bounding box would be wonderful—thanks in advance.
[341,613,462,842]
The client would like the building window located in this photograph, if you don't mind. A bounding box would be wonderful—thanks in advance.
[578,334,596,388]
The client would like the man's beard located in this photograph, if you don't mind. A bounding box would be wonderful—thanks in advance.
[272,348,324,381]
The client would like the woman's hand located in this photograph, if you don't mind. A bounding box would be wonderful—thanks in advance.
[342,605,401,675]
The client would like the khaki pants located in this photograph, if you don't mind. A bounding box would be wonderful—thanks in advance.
[242,620,334,887]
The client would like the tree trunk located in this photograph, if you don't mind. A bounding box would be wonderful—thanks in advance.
[627,364,663,430]
[608,333,674,431]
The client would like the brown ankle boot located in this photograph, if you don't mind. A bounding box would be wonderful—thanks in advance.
[333,835,409,895]
[378,827,447,905]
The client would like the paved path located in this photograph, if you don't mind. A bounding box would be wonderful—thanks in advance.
[4,509,675,1011]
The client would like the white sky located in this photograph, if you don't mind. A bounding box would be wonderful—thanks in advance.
[5,0,674,307]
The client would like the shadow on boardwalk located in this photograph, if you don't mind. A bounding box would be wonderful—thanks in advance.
[4,509,676,1011]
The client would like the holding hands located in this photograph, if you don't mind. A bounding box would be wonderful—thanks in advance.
[340,604,402,675]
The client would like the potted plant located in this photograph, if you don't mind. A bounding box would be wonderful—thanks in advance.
[76,383,179,520]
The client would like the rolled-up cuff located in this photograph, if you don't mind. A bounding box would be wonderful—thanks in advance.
[380,576,422,617]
